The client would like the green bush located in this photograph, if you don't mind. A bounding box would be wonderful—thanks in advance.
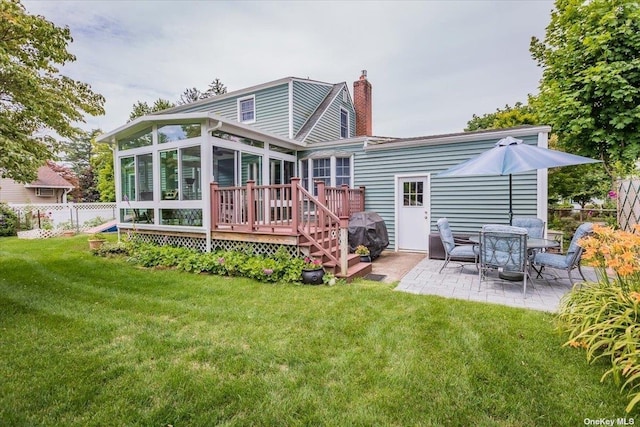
[119,242,316,285]
[0,203,18,236]
[559,281,640,413]
[558,225,640,412]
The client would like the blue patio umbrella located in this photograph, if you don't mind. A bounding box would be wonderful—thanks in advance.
[437,136,600,224]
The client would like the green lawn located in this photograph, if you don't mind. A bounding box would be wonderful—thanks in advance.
[0,236,633,426]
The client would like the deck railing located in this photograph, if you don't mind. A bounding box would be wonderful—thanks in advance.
[209,179,365,275]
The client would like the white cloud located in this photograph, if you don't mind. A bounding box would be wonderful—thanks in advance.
[22,0,554,138]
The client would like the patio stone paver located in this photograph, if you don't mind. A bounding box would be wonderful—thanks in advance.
[395,257,597,312]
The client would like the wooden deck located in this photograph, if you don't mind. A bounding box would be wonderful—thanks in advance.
[210,179,371,280]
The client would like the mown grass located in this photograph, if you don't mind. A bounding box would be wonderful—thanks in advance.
[0,236,634,426]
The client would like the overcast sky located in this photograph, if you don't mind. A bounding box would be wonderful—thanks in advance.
[22,0,555,139]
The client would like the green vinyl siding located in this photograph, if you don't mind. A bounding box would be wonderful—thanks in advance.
[179,96,236,119]
[177,84,290,138]
[351,134,540,249]
[305,91,356,143]
[292,81,332,135]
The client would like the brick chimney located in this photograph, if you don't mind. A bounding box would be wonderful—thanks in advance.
[353,70,372,136]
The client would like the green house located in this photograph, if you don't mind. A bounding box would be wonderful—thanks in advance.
[97,71,550,279]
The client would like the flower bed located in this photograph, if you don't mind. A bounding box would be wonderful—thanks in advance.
[558,224,640,413]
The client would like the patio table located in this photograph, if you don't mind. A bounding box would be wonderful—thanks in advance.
[468,235,560,281]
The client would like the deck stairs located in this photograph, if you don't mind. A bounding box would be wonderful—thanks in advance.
[298,228,372,281]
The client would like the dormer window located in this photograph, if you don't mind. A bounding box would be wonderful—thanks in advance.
[238,96,256,123]
[340,108,349,139]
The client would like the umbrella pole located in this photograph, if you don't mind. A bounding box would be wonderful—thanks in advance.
[509,174,513,225]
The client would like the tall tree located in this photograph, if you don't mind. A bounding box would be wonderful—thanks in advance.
[204,78,227,97]
[128,99,175,122]
[465,102,539,131]
[465,104,609,206]
[62,129,101,201]
[93,140,114,202]
[530,0,640,179]
[0,0,105,183]
[178,87,203,105]
[63,129,100,174]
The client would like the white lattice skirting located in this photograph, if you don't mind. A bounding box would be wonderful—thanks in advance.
[17,229,65,239]
[127,231,299,257]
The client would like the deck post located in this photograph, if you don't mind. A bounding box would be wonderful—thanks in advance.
[316,181,326,205]
[359,186,366,212]
[339,216,349,276]
[316,181,326,233]
[246,180,255,231]
[341,184,350,217]
[290,177,300,232]
[210,182,219,230]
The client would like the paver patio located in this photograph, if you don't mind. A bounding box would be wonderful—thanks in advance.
[395,257,598,312]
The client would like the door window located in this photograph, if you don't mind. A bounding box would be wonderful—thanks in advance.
[403,181,424,206]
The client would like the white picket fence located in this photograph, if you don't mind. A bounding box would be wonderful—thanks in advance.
[9,202,117,238]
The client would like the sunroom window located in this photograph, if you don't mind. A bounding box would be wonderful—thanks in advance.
[158,123,201,143]
[160,146,202,201]
[120,155,153,202]
[118,127,152,151]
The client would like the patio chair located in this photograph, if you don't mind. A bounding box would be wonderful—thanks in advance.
[478,224,530,297]
[533,222,593,285]
[512,216,545,238]
[512,216,545,265]
[436,217,478,273]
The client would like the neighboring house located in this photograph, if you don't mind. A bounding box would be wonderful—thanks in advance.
[0,164,75,204]
[97,71,550,279]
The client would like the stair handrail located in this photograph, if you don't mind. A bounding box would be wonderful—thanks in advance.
[296,181,349,275]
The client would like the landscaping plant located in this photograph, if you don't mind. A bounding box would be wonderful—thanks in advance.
[558,224,640,412]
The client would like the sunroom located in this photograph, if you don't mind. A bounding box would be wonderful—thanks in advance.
[98,112,369,278]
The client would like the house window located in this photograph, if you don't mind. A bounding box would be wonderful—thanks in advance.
[312,159,331,187]
[302,155,354,191]
[238,96,255,123]
[335,157,350,187]
[35,188,54,197]
[340,108,349,139]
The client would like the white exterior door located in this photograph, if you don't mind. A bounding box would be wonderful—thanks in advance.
[397,175,430,252]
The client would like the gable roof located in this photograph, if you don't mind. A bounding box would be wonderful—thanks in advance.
[158,76,336,116]
[24,165,75,189]
[96,112,306,150]
[295,83,347,142]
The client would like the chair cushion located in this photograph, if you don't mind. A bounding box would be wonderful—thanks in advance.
[437,218,455,253]
[480,230,527,271]
[450,244,477,258]
[566,223,594,256]
[512,217,545,239]
[534,252,570,269]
